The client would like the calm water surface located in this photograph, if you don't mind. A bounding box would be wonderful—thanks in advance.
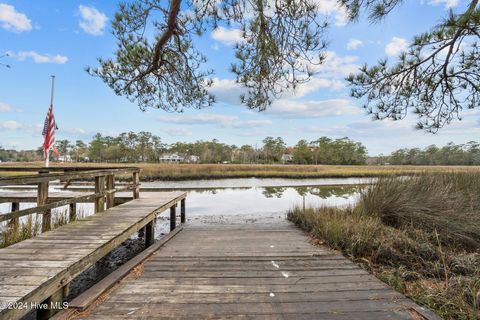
[0,177,368,234]
[0,178,366,302]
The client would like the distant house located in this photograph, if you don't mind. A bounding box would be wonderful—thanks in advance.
[185,155,200,163]
[58,155,72,162]
[159,153,185,163]
[281,154,294,163]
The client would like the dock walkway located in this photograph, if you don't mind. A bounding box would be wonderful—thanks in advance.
[77,223,440,320]
[0,191,186,320]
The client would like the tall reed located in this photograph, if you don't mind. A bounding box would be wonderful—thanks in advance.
[288,173,480,319]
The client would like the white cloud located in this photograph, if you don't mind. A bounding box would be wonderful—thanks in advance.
[62,127,89,136]
[385,37,408,56]
[295,78,344,97]
[0,120,24,130]
[346,38,363,50]
[429,0,459,8]
[0,3,32,32]
[164,128,193,137]
[266,99,360,118]
[211,26,244,45]
[232,119,272,128]
[314,51,360,76]
[160,113,236,126]
[209,78,245,105]
[316,0,349,26]
[158,113,272,129]
[79,5,107,36]
[209,51,359,102]
[0,102,12,112]
[0,102,22,112]
[9,51,68,64]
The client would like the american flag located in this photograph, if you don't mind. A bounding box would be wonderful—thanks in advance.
[42,104,59,160]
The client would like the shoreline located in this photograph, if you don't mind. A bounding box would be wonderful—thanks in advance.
[1,163,480,181]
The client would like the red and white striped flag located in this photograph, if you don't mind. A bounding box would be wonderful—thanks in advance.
[42,104,59,160]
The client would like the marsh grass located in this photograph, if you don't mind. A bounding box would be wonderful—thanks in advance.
[288,173,480,319]
[2,162,480,181]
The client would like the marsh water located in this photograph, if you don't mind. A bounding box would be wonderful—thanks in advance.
[0,177,370,234]
[0,177,369,304]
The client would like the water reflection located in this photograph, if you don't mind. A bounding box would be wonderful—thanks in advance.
[262,185,361,199]
[178,185,359,228]
[0,181,361,235]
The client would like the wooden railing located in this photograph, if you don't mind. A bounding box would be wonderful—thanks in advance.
[0,166,140,232]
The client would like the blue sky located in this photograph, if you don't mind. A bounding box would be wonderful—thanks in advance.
[0,0,478,155]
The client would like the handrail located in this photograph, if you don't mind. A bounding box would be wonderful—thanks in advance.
[0,168,139,186]
[0,185,136,222]
[0,166,141,235]
[0,166,139,172]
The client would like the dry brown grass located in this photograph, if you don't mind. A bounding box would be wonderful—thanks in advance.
[288,173,480,319]
[2,162,480,180]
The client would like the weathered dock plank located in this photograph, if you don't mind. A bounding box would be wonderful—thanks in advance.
[0,191,186,320]
[77,224,440,320]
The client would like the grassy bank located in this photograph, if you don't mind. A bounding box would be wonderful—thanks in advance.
[288,173,480,320]
[1,162,480,181]
[0,208,86,248]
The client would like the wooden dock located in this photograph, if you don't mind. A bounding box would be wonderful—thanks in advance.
[0,191,186,320]
[73,223,440,320]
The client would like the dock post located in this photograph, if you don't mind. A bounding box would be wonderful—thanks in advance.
[69,203,77,221]
[181,199,186,223]
[94,175,105,213]
[170,205,176,231]
[106,174,115,209]
[38,169,50,232]
[37,285,68,320]
[133,171,140,199]
[8,202,19,231]
[145,221,155,247]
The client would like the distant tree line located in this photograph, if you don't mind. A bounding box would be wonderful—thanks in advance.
[3,136,479,166]
[0,148,39,162]
[0,132,368,165]
[372,142,480,165]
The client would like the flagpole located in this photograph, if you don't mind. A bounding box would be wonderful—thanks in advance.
[45,75,55,168]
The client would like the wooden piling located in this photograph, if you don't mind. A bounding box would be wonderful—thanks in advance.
[133,171,140,199]
[69,202,77,221]
[94,176,105,213]
[106,174,115,209]
[181,198,186,223]
[145,221,155,247]
[37,285,67,320]
[38,169,50,232]
[170,205,176,231]
[8,202,19,231]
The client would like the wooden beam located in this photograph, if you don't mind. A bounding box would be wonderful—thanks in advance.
[170,205,176,231]
[0,168,139,186]
[37,285,67,320]
[0,189,126,223]
[0,192,186,320]
[106,174,115,209]
[69,203,76,222]
[145,221,155,247]
[133,171,140,199]
[94,176,105,213]
[7,202,19,231]
[64,227,183,313]
[38,170,50,233]
[181,198,186,224]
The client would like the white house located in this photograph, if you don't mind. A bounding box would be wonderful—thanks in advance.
[281,154,294,163]
[159,153,185,163]
[58,155,72,162]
